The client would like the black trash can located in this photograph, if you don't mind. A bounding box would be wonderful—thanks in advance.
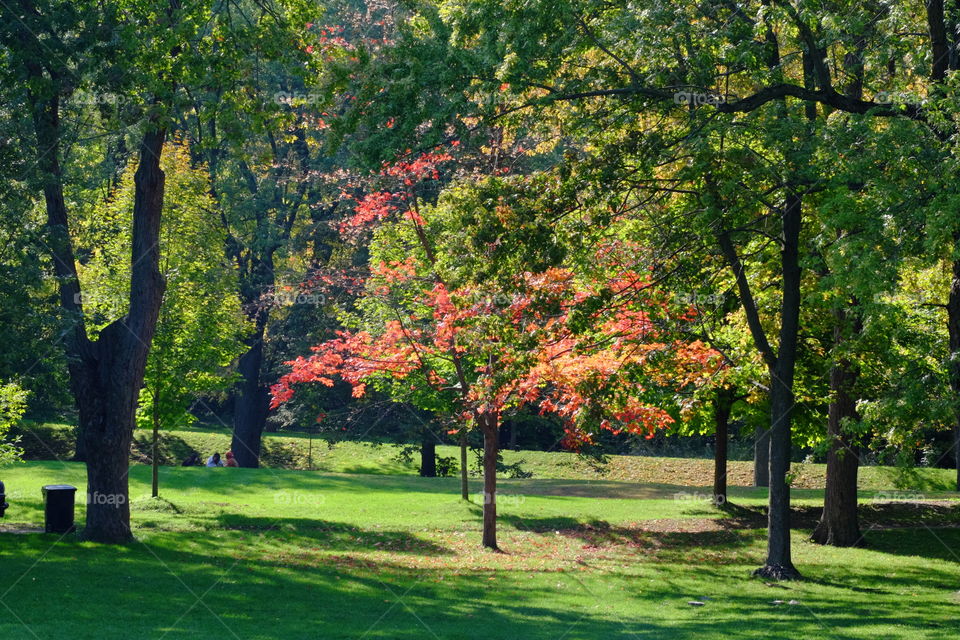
[42,484,77,534]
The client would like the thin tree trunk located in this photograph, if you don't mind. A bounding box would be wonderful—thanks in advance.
[152,387,160,499]
[755,190,802,580]
[28,90,90,465]
[480,412,499,550]
[754,427,770,487]
[713,388,735,506]
[762,375,798,578]
[307,431,313,471]
[419,438,437,477]
[459,429,469,500]
[721,186,802,580]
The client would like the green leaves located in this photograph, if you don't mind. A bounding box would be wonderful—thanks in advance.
[0,382,27,466]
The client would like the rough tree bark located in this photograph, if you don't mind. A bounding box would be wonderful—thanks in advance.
[81,129,167,543]
[29,72,167,542]
[811,327,863,546]
[231,319,270,468]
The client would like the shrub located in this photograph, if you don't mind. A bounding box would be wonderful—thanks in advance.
[0,382,27,465]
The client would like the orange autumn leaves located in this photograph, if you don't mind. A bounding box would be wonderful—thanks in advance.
[272,265,719,447]
[272,152,721,447]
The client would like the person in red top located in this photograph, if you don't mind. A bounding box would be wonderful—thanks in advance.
[224,451,239,467]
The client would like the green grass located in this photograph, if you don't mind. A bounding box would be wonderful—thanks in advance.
[0,461,958,638]
[14,420,960,491]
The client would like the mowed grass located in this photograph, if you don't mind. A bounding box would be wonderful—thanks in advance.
[0,460,959,639]
[17,420,960,491]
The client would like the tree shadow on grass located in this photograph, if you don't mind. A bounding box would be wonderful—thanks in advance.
[857,527,960,564]
[2,530,958,640]
[205,514,454,556]
[131,465,464,498]
[506,514,758,548]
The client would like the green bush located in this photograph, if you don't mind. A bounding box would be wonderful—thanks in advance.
[0,382,27,465]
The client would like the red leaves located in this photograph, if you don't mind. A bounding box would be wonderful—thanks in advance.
[277,182,721,449]
[381,151,452,183]
[272,255,721,448]
[337,150,453,241]
[339,191,397,236]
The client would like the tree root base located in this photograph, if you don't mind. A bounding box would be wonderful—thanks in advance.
[810,527,865,548]
[752,563,802,581]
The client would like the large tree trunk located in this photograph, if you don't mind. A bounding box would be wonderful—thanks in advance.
[79,357,138,543]
[948,255,960,491]
[479,412,499,550]
[419,438,437,477]
[30,80,167,542]
[927,0,960,491]
[82,130,167,543]
[812,312,863,546]
[231,325,270,468]
[713,387,735,506]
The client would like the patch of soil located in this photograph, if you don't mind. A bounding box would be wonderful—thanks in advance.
[0,523,44,534]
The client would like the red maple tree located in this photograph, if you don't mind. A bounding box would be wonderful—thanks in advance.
[272,151,721,549]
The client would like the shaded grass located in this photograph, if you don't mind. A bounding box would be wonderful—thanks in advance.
[0,462,958,638]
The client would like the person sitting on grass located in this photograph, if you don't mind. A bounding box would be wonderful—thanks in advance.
[206,452,224,467]
[224,451,238,467]
[181,452,202,467]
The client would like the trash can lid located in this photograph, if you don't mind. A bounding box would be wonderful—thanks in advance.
[42,485,77,492]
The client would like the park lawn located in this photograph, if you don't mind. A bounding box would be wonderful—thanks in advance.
[16,421,960,491]
[0,462,958,638]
